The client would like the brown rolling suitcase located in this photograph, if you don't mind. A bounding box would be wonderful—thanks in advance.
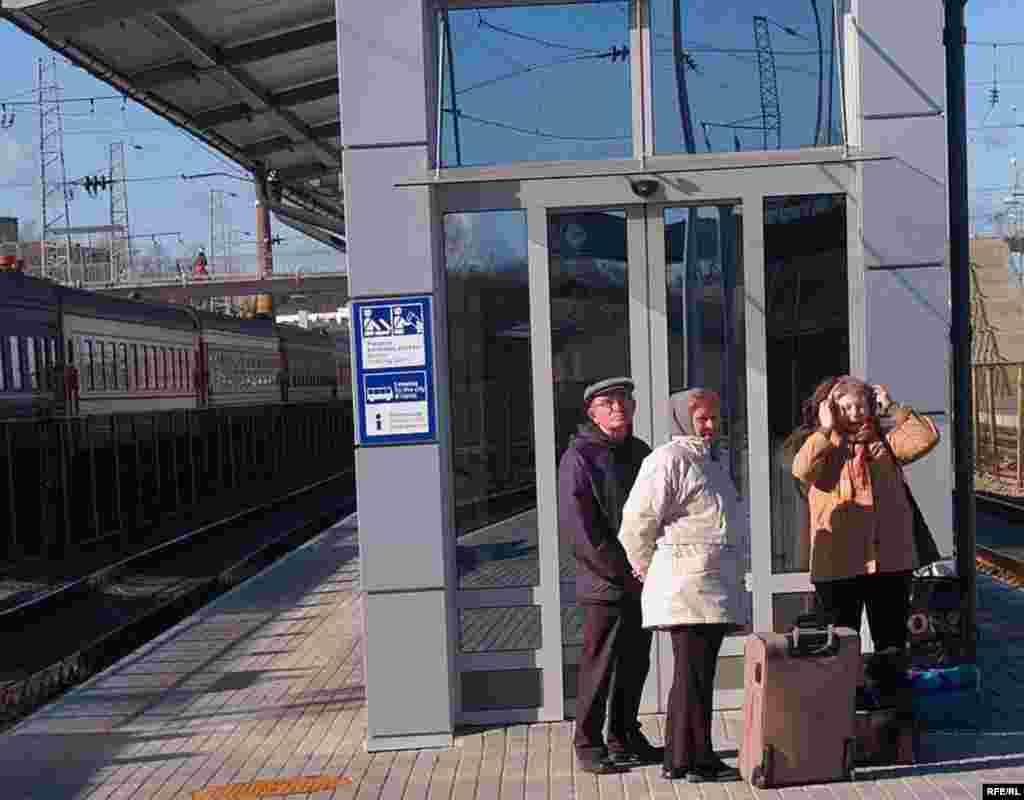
[740,625,860,788]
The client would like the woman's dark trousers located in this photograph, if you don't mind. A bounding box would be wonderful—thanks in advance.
[813,571,912,651]
[574,600,653,763]
[664,624,730,771]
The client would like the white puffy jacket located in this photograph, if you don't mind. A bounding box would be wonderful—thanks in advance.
[617,436,747,628]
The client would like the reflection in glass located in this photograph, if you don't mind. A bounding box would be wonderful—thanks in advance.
[650,0,844,154]
[440,2,632,167]
[765,195,848,574]
[445,211,539,592]
[665,204,750,628]
[548,208,630,703]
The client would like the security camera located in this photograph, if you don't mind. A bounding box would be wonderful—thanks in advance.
[630,178,659,199]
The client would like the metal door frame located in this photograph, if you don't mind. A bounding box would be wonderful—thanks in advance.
[437,159,863,722]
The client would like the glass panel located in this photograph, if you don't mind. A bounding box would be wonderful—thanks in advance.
[461,669,543,711]
[441,2,632,167]
[772,591,818,633]
[650,0,844,154]
[445,211,538,590]
[764,195,848,574]
[664,203,751,629]
[549,208,630,705]
[107,342,118,390]
[665,204,748,493]
[459,606,542,653]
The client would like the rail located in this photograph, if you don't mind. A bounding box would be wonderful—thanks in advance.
[0,402,354,565]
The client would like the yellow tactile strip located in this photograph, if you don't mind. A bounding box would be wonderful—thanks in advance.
[192,775,353,799]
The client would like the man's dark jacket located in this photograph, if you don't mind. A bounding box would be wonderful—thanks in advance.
[558,423,651,605]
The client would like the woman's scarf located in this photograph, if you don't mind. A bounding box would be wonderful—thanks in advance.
[669,388,719,460]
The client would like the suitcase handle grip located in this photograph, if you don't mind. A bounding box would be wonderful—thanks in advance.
[789,624,839,657]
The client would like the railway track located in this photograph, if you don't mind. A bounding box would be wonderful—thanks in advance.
[975,490,1024,586]
[0,471,356,731]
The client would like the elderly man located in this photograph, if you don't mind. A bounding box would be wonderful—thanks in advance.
[558,377,662,774]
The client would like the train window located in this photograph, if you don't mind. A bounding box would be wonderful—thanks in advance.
[175,350,182,390]
[154,347,163,390]
[83,339,94,391]
[165,348,173,390]
[105,342,117,390]
[8,337,20,391]
[25,338,37,391]
[66,338,75,366]
[49,339,57,374]
[118,344,129,392]
[168,348,176,390]
[128,344,138,391]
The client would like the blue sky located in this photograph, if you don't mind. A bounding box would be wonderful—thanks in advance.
[0,21,341,275]
[0,2,1014,261]
[966,0,1024,234]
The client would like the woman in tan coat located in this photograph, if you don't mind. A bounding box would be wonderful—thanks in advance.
[791,376,939,651]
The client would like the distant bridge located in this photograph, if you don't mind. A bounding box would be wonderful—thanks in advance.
[83,270,350,303]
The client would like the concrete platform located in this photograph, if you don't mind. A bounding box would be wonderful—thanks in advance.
[1,512,1022,800]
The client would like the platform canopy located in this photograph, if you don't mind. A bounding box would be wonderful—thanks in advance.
[1,0,345,247]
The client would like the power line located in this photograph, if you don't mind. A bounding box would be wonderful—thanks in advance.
[457,48,629,96]
[475,12,606,54]
[445,109,629,142]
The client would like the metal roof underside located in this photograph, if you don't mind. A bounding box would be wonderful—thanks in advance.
[1,0,345,245]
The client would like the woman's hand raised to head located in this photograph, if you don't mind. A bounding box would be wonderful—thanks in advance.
[873,384,893,415]
[817,394,835,433]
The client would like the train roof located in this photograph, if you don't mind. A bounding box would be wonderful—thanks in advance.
[59,282,198,331]
[0,270,60,310]
[274,322,337,345]
[195,309,276,338]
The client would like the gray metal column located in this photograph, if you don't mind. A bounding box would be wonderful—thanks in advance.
[337,0,456,751]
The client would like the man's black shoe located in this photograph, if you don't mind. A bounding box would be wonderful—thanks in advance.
[609,732,664,766]
[578,757,629,775]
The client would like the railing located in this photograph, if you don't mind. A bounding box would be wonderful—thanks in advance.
[0,402,354,564]
[973,362,1024,488]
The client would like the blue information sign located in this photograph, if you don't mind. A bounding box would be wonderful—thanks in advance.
[351,296,436,445]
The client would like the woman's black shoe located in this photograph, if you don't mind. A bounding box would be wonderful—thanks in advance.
[685,762,741,783]
[661,767,688,780]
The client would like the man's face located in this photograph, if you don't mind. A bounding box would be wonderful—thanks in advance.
[692,403,719,441]
[588,389,636,439]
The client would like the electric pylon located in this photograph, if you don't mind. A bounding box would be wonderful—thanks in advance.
[108,142,133,282]
[753,17,782,150]
[37,56,74,283]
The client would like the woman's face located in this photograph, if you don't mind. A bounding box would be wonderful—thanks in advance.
[692,403,719,441]
[834,390,868,431]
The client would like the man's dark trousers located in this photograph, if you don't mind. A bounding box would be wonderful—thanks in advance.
[574,599,653,762]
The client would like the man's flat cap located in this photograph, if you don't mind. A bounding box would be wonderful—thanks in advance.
[583,377,634,405]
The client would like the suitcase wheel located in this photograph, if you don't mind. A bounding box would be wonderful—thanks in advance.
[752,745,774,788]
[844,738,857,781]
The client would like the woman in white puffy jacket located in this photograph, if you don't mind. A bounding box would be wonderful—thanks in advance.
[618,388,745,784]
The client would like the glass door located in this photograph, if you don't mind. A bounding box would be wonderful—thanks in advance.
[535,200,752,715]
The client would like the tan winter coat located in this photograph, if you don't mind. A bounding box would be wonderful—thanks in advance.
[791,406,940,583]
[618,436,747,628]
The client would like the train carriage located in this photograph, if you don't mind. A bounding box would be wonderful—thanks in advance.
[0,272,61,418]
[198,312,280,407]
[275,323,340,404]
[62,288,199,416]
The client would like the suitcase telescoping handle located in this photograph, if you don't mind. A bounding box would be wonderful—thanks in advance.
[788,623,840,657]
